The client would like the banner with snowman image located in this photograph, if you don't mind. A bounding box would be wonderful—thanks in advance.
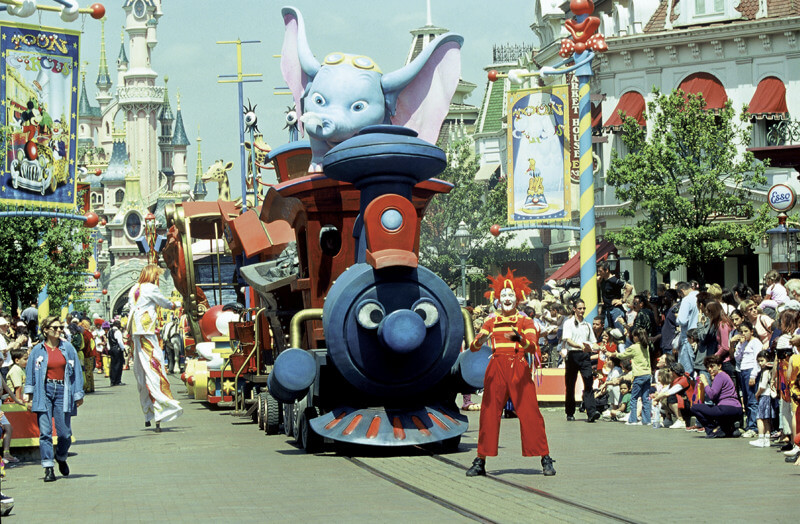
[1,22,80,209]
[506,84,576,224]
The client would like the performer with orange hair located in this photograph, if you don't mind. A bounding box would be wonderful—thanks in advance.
[466,270,556,477]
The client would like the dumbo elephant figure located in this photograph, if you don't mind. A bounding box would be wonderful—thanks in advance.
[280,6,463,172]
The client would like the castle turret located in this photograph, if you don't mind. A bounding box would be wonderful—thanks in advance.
[192,132,207,201]
[158,76,175,186]
[95,18,112,110]
[116,27,128,87]
[170,90,191,196]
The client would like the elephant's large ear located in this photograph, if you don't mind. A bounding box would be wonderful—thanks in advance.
[382,33,463,144]
[280,7,321,138]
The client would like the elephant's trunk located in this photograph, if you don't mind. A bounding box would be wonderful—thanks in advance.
[299,112,334,137]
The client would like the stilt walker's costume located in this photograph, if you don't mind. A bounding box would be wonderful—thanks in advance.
[127,283,183,425]
[466,270,555,477]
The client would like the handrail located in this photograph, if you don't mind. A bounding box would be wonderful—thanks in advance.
[232,307,266,413]
[289,309,323,349]
[461,307,474,348]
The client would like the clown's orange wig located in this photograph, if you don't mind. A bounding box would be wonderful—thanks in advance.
[484,269,532,304]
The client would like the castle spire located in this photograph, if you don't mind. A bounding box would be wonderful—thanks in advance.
[96,17,112,90]
[193,129,207,200]
[117,26,128,69]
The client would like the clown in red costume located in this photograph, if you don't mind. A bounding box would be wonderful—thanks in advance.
[466,270,555,477]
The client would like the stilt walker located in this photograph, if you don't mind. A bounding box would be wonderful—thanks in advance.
[466,270,555,477]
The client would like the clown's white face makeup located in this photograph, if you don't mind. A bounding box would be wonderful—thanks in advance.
[499,287,517,314]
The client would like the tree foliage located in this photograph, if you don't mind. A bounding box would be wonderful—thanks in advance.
[605,88,770,277]
[419,138,524,293]
[0,213,93,314]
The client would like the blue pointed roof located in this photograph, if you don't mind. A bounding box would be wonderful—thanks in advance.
[172,109,190,147]
[104,139,131,182]
[159,82,174,121]
[78,78,101,118]
[117,41,128,66]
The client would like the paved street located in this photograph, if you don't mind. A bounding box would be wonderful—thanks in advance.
[2,371,796,523]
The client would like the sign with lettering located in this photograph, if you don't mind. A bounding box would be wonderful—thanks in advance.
[1,22,80,209]
[767,183,796,212]
[506,84,576,224]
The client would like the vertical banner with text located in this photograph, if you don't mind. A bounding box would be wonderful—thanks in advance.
[507,84,576,224]
[1,22,80,209]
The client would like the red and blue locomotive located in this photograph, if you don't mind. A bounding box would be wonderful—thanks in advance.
[240,125,486,451]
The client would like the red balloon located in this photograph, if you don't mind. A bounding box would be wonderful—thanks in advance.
[490,224,501,237]
[90,3,106,19]
[487,70,499,82]
[93,271,101,280]
[25,141,38,161]
[95,168,102,176]
[96,298,101,303]
[100,219,107,226]
[102,289,108,295]
[84,211,99,228]
[97,238,104,244]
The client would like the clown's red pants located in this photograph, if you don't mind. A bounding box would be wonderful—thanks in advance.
[478,353,550,457]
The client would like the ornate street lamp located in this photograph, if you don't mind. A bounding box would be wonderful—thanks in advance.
[766,212,800,276]
[454,221,471,301]
[607,252,619,273]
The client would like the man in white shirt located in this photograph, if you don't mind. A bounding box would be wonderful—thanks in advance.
[676,281,699,374]
[562,300,601,422]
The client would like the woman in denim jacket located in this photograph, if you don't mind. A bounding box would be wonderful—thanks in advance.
[23,315,84,482]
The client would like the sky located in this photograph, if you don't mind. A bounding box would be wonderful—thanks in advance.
[47,0,540,198]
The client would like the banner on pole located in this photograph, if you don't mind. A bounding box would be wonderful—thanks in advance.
[506,84,576,224]
[1,21,80,209]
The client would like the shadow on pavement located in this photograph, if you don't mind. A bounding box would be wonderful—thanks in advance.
[490,467,543,476]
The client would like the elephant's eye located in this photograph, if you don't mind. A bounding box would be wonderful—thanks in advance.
[351,101,367,112]
[312,93,326,106]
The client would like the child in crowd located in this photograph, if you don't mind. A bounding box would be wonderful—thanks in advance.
[606,381,631,421]
[750,350,777,448]
[1,372,26,463]
[4,349,27,399]
[621,328,652,426]
[759,270,788,319]
[735,321,762,437]
[653,362,694,429]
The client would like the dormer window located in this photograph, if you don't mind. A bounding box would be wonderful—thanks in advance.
[675,0,740,26]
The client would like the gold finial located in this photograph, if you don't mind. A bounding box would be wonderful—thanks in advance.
[121,27,125,43]
[164,75,169,84]
[176,88,181,110]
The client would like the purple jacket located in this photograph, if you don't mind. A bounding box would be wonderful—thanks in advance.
[705,371,740,408]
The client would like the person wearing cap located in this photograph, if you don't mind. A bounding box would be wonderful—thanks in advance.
[465,270,555,478]
[0,317,27,381]
[563,299,602,422]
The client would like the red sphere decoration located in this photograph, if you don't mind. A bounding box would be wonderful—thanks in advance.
[96,298,101,303]
[100,219,107,226]
[490,224,501,237]
[84,211,99,228]
[102,289,108,295]
[487,69,499,82]
[97,238,104,245]
[90,3,106,19]
[24,141,38,161]
[93,271,101,280]
[95,168,102,176]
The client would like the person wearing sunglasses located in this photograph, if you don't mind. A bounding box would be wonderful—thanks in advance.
[23,315,85,483]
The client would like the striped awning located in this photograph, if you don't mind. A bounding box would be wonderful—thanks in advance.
[747,76,788,120]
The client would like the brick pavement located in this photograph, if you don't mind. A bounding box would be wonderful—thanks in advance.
[1,371,466,523]
[3,375,797,523]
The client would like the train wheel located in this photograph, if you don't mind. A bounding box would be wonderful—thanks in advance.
[299,407,323,453]
[282,402,295,438]
[264,392,281,435]
[257,392,266,430]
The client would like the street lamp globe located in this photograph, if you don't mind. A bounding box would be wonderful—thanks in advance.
[454,221,471,257]
[607,252,619,273]
[766,213,800,275]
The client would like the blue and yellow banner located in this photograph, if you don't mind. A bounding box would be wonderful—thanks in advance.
[1,21,80,209]
[506,84,575,224]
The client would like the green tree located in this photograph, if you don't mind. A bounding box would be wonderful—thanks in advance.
[605,88,770,279]
[419,138,524,295]
[0,214,93,314]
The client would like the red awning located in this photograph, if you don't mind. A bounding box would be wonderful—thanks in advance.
[747,76,788,119]
[591,102,602,128]
[678,72,728,111]
[548,240,617,282]
[602,92,646,131]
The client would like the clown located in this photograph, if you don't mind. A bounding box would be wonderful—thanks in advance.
[466,270,555,477]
